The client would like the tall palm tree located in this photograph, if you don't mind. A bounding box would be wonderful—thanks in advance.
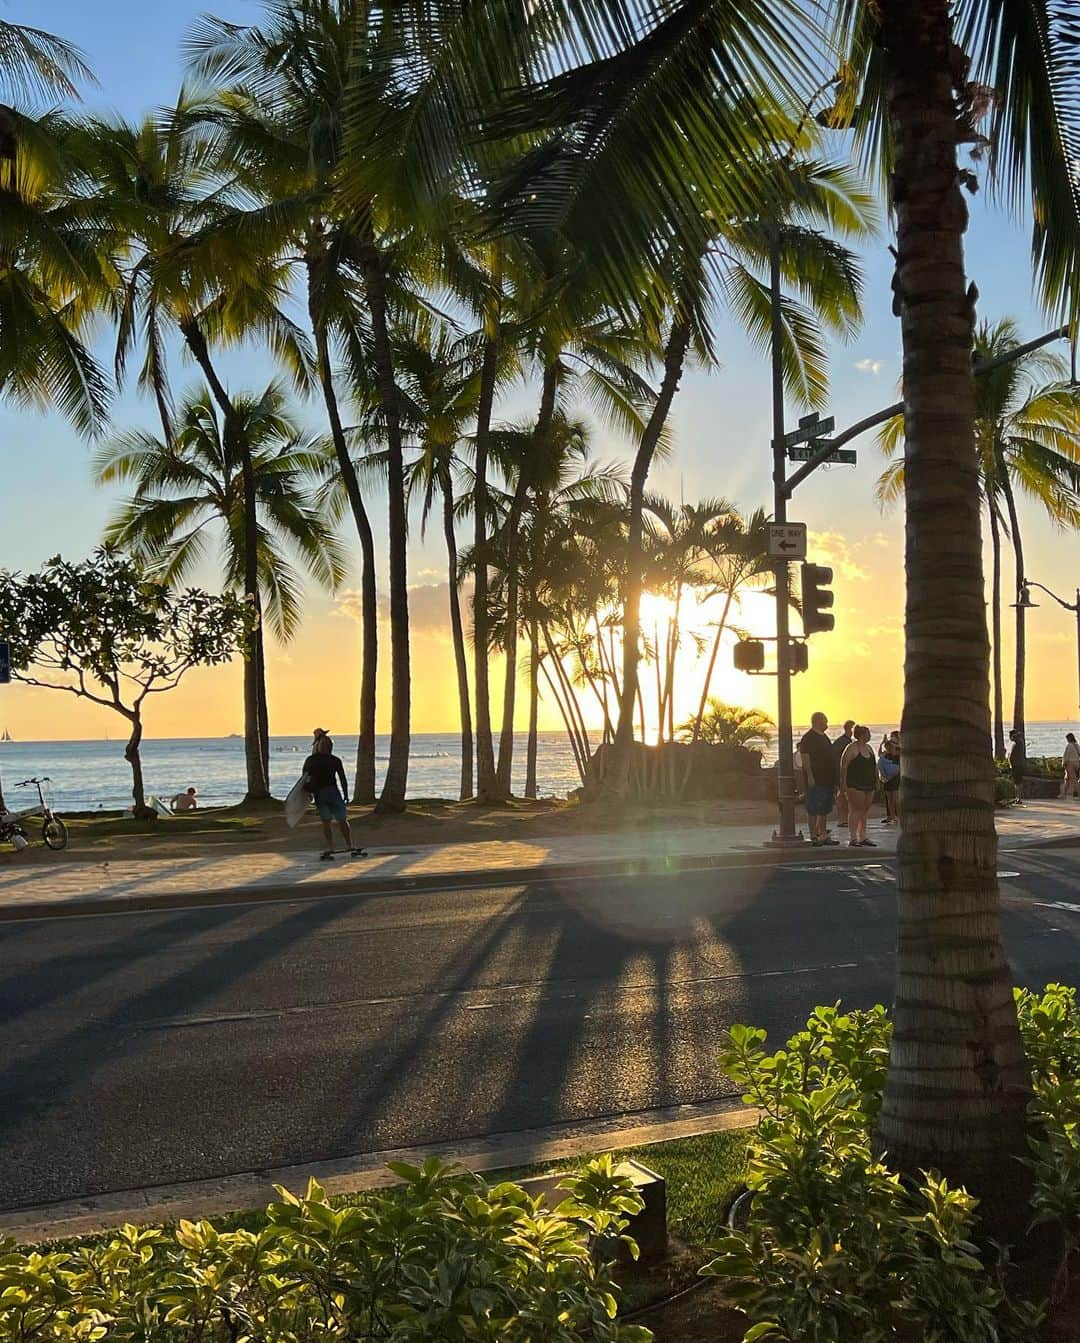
[877,319,1080,761]
[93,383,347,760]
[184,0,385,804]
[0,19,92,102]
[483,0,1079,1245]
[76,103,314,799]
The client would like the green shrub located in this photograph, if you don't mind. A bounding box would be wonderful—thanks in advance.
[703,1006,1045,1342]
[1017,983,1080,1242]
[0,1158,651,1342]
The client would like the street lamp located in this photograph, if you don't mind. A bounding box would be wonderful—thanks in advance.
[1016,580,1080,713]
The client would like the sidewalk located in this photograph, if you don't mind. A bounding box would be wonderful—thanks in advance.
[0,799,1076,920]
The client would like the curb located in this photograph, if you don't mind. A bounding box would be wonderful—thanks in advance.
[0,843,892,922]
[1,1098,758,1244]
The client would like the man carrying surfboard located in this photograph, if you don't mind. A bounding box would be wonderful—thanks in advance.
[301,735,363,861]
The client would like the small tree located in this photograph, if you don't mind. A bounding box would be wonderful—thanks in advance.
[679,699,774,750]
[0,552,247,815]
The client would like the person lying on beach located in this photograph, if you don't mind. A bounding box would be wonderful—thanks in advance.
[170,787,198,813]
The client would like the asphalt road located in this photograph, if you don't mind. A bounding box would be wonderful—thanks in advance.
[2,847,1080,1211]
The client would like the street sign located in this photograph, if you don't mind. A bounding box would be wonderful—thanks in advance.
[782,416,834,448]
[0,642,9,685]
[788,441,856,465]
[767,523,807,560]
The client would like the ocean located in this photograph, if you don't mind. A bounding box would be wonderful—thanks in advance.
[0,722,1075,812]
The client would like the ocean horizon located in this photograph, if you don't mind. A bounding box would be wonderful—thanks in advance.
[1,721,1078,812]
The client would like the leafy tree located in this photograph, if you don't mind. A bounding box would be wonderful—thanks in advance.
[93,383,347,783]
[679,700,775,750]
[0,552,247,815]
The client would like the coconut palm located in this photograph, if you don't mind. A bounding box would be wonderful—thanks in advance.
[679,701,774,750]
[0,20,92,102]
[76,103,314,799]
[184,0,386,803]
[492,0,1079,1243]
[0,107,115,438]
[877,319,1080,761]
[93,384,347,762]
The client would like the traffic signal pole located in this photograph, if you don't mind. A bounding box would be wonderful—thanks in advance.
[769,243,800,843]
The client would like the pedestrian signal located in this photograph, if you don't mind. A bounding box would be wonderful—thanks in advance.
[801,563,835,634]
[733,640,765,672]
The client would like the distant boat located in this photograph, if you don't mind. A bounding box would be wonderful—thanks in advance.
[1,728,11,743]
[225,733,242,739]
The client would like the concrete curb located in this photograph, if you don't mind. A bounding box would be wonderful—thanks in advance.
[1,1097,758,1244]
[0,843,890,922]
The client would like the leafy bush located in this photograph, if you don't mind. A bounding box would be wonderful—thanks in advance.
[703,1006,1044,1342]
[1017,983,1080,1241]
[0,1158,651,1342]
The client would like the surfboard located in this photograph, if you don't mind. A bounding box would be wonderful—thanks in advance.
[285,776,310,828]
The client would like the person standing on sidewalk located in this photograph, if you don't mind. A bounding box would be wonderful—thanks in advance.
[832,719,855,828]
[799,712,839,846]
[841,726,878,847]
[302,735,364,861]
[1062,733,1080,798]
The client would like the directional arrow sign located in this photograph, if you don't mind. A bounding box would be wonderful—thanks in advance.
[767,523,807,560]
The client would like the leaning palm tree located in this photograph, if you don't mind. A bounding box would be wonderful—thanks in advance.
[93,384,347,767]
[877,318,1080,761]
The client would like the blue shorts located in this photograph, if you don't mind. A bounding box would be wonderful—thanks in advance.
[806,785,835,817]
[314,786,347,823]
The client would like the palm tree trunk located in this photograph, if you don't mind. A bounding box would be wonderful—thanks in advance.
[999,464,1027,754]
[255,605,271,788]
[358,231,410,813]
[496,363,558,795]
[473,333,499,800]
[309,293,378,804]
[180,319,269,802]
[876,0,1033,1242]
[988,501,1007,759]
[443,479,474,800]
[526,615,539,798]
[691,588,736,744]
[608,319,691,793]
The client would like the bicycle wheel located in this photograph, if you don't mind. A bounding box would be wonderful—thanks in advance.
[43,816,68,850]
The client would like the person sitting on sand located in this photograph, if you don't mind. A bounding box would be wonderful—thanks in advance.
[170,787,198,813]
[302,735,363,861]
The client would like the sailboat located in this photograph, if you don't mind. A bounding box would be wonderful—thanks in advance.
[1,728,11,743]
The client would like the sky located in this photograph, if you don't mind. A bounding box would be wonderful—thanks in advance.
[2,0,1078,743]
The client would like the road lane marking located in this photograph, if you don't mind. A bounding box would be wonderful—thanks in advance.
[131,961,864,1031]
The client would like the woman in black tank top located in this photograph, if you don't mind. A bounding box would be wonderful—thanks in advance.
[840,726,877,847]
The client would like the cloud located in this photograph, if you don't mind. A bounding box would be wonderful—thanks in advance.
[809,530,871,583]
[855,358,884,375]
[332,581,474,636]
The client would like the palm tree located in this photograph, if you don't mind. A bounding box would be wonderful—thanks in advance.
[0,104,115,438]
[487,0,1078,1244]
[878,319,1080,761]
[93,383,347,763]
[0,19,92,101]
[76,103,314,800]
[185,0,384,804]
[679,701,774,750]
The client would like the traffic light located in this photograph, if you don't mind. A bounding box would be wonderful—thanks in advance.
[802,563,835,634]
[790,642,809,673]
[733,639,765,672]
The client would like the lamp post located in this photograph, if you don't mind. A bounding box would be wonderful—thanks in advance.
[1015,581,1080,713]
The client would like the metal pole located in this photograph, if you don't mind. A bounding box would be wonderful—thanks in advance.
[770,241,799,842]
[1075,591,1079,714]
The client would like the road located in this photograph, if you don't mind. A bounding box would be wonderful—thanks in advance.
[2,847,1079,1212]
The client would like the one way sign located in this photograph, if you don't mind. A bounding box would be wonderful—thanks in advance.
[767,523,807,560]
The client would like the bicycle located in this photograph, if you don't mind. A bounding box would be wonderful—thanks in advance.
[0,777,68,851]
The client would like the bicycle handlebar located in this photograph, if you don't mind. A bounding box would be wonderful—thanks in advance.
[14,777,49,787]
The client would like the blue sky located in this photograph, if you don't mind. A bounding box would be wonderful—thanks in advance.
[4,1,1078,736]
